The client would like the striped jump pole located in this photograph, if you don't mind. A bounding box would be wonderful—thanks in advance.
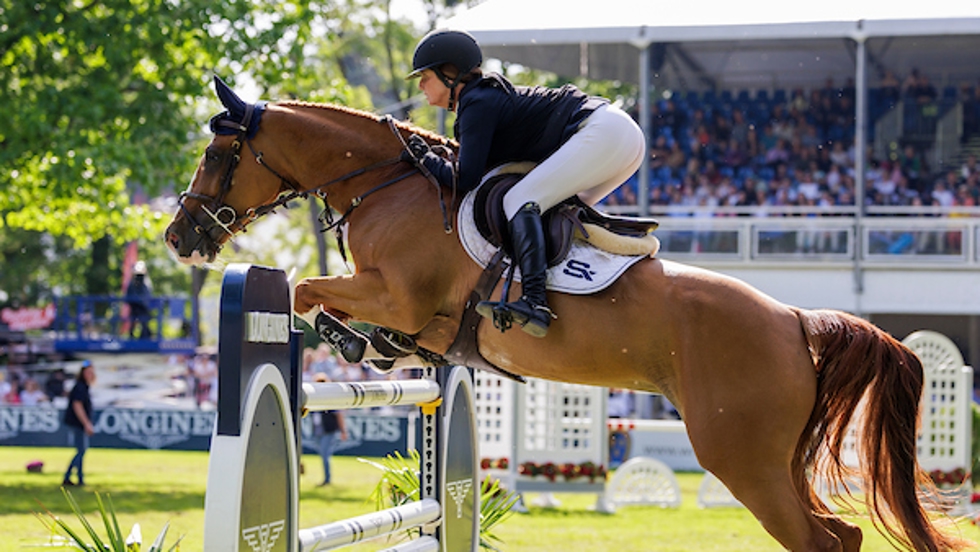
[203,264,479,552]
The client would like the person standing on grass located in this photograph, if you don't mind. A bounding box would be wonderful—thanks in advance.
[62,360,96,487]
[313,372,347,486]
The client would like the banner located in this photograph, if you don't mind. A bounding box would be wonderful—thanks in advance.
[1,304,55,331]
[0,405,411,457]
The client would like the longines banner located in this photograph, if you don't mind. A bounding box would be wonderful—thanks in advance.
[0,405,411,457]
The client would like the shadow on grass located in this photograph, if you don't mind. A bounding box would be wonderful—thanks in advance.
[1,482,204,517]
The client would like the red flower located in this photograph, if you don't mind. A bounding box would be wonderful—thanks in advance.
[497,458,509,470]
[519,461,539,477]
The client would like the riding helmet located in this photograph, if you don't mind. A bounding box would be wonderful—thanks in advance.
[407,29,483,85]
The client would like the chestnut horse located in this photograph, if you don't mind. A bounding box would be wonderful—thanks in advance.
[165,78,970,552]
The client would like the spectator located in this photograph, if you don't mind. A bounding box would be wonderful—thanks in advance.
[648,135,670,171]
[20,379,48,405]
[125,261,153,339]
[313,372,347,486]
[45,368,67,401]
[764,138,791,166]
[730,109,749,146]
[310,343,344,382]
[880,70,901,106]
[0,371,10,402]
[4,379,21,404]
[961,154,978,180]
[63,360,96,487]
[790,88,809,113]
[665,140,687,172]
[931,176,955,207]
[899,144,924,186]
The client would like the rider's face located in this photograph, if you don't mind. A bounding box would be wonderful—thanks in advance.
[418,70,451,109]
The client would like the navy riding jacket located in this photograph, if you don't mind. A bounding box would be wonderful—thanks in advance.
[420,73,607,194]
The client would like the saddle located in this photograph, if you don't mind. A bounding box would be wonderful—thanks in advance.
[472,166,660,266]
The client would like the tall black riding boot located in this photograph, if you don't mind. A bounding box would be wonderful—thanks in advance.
[476,202,554,337]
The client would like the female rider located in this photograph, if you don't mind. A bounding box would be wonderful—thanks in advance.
[407,29,645,338]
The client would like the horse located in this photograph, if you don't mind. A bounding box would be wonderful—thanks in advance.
[165,77,972,552]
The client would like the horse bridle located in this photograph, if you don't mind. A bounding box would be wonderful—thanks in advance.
[177,103,451,258]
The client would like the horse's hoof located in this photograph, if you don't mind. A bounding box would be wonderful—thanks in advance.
[368,358,396,372]
[370,327,417,357]
[316,312,368,362]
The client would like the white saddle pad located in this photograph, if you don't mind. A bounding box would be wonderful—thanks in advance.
[457,189,648,295]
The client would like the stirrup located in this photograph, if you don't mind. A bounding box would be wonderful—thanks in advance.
[512,301,555,338]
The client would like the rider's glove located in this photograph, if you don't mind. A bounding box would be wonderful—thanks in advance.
[400,134,430,164]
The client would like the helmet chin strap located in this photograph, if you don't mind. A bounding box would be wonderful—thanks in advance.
[448,88,458,111]
[436,69,464,111]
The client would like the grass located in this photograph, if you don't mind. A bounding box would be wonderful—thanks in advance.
[2,446,979,551]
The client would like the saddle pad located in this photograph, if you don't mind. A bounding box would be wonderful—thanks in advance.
[457,189,648,295]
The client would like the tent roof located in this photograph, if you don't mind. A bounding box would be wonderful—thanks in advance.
[445,0,980,89]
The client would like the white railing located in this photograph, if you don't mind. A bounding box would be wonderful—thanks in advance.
[634,210,980,267]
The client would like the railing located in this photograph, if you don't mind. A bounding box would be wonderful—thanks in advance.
[51,295,199,353]
[626,207,980,268]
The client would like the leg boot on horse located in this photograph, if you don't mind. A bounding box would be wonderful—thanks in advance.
[476,202,555,337]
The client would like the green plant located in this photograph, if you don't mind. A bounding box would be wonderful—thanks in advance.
[362,450,519,551]
[35,488,180,551]
[972,402,980,486]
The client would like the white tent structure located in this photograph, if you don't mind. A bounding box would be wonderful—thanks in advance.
[445,0,980,214]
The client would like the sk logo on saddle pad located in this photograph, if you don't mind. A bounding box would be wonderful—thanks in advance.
[458,189,649,295]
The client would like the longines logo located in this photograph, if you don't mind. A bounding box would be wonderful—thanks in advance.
[245,311,290,344]
[242,520,285,552]
[446,479,473,518]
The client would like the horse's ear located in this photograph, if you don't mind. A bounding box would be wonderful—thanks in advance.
[214,75,247,118]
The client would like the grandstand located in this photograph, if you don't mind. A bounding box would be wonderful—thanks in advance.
[448,0,980,370]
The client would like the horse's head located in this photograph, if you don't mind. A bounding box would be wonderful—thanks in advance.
[165,76,295,264]
[167,76,453,266]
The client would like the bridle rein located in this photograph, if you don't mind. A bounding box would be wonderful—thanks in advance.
[176,102,452,258]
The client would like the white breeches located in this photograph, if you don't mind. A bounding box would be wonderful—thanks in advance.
[502,103,646,219]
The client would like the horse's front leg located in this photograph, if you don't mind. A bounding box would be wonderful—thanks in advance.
[294,269,434,336]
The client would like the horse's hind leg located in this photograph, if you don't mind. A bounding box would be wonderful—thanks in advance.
[707,463,848,552]
[815,514,862,552]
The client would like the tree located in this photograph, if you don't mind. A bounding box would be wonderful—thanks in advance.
[0,0,379,247]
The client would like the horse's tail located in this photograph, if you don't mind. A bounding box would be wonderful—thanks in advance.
[793,308,973,552]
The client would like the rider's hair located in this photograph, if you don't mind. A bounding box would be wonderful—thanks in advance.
[438,63,482,85]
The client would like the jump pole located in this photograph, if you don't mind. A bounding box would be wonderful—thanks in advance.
[203,264,479,552]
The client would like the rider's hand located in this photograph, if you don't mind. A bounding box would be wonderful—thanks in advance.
[404,134,430,161]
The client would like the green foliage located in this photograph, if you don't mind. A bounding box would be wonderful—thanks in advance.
[361,450,519,550]
[35,488,180,551]
[0,0,421,250]
[0,0,432,302]
[1,0,235,245]
[972,402,980,485]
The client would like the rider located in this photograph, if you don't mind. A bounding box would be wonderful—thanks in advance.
[406,29,646,338]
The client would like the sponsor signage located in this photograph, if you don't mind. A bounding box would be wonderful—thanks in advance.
[0,405,411,456]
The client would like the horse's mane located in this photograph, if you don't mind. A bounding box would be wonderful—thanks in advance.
[276,100,455,148]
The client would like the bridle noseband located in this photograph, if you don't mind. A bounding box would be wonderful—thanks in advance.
[176,103,449,259]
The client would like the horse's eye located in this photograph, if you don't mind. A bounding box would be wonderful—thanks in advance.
[205,149,221,164]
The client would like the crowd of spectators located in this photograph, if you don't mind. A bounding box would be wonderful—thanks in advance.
[0,366,68,405]
[603,73,980,214]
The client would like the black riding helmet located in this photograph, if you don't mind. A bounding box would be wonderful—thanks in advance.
[407,29,482,109]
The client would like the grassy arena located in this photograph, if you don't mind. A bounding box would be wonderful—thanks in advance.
[1,446,977,551]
